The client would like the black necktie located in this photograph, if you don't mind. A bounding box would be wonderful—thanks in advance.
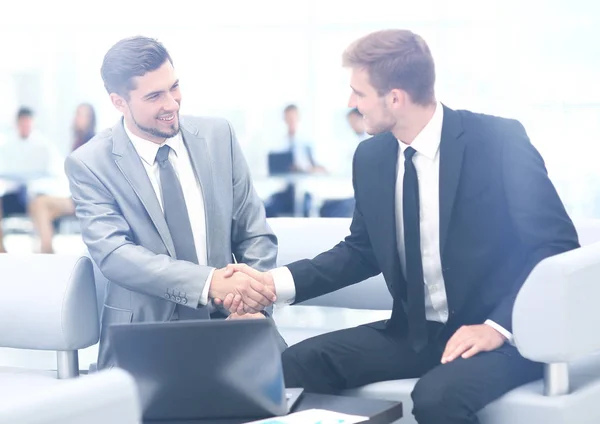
[403,147,428,352]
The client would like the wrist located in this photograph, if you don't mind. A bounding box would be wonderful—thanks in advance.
[208,268,224,299]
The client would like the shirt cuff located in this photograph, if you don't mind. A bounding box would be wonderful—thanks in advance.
[198,269,216,306]
[484,319,514,345]
[270,266,296,305]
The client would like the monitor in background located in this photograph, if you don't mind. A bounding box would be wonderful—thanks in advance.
[268,151,294,175]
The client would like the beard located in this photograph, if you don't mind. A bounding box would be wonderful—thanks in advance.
[130,107,180,140]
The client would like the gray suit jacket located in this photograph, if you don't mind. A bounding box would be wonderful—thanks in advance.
[65,116,283,369]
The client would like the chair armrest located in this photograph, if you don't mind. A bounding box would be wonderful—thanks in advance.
[513,242,600,363]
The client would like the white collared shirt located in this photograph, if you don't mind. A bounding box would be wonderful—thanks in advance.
[272,103,512,342]
[124,123,213,305]
[395,102,448,323]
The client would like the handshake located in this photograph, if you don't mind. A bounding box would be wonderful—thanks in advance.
[208,264,276,315]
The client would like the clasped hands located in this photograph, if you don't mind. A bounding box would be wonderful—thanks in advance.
[208,264,274,317]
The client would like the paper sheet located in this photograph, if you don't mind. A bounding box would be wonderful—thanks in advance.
[245,408,367,424]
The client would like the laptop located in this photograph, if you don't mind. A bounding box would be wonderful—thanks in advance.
[267,151,294,175]
[0,141,52,181]
[108,319,303,422]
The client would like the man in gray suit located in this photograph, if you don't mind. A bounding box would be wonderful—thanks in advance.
[65,36,282,369]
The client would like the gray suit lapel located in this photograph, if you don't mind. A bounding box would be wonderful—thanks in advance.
[180,120,217,264]
[111,120,176,257]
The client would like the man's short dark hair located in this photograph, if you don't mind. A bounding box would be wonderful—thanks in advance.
[347,107,362,117]
[101,36,173,98]
[17,107,33,120]
[284,104,298,114]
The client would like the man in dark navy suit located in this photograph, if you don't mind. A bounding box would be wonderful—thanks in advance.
[221,29,579,424]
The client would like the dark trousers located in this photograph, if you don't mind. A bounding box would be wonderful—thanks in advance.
[282,321,542,424]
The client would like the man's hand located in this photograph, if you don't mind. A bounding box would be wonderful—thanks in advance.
[209,267,276,314]
[441,324,507,364]
[214,264,275,315]
[226,312,266,320]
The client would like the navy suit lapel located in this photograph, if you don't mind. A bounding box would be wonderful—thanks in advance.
[370,133,405,297]
[439,105,466,256]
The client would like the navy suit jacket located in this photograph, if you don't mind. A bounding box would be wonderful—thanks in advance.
[287,105,579,342]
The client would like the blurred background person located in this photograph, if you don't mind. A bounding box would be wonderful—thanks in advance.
[72,103,97,151]
[319,108,366,217]
[28,103,96,253]
[264,104,325,217]
[0,107,53,252]
[347,107,368,142]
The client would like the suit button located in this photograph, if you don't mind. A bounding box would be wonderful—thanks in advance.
[182,298,188,305]
[176,296,182,302]
[164,294,171,300]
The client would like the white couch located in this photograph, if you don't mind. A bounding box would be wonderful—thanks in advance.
[270,218,600,424]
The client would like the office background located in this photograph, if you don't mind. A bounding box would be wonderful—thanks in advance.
[1,0,599,217]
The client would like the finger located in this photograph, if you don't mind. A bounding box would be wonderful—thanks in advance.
[227,294,242,313]
[461,344,482,359]
[443,340,473,364]
[229,263,264,280]
[249,277,277,303]
[223,265,236,278]
[243,302,259,314]
[221,293,235,310]
[240,283,273,308]
[442,334,461,360]
[213,298,222,305]
[442,327,468,359]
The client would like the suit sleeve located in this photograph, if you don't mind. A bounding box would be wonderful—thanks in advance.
[227,121,278,317]
[487,120,579,330]
[65,154,213,308]
[286,148,381,304]
[229,121,278,273]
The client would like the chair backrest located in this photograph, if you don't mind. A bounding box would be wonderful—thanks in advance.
[0,368,141,424]
[0,254,99,351]
[267,218,392,310]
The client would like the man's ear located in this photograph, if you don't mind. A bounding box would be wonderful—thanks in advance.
[109,93,128,113]
[387,88,407,110]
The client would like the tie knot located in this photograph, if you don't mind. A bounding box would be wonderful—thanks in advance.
[404,146,417,161]
[156,145,171,165]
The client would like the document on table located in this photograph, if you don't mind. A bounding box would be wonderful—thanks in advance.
[245,408,367,424]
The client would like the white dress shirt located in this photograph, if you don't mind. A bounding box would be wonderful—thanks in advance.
[272,103,512,342]
[124,124,213,305]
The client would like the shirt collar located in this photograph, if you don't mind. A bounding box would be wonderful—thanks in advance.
[397,102,444,160]
[124,121,183,166]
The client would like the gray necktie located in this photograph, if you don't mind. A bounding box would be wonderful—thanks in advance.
[156,145,209,320]
[156,145,199,264]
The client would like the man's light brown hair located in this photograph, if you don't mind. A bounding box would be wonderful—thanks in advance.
[343,29,436,106]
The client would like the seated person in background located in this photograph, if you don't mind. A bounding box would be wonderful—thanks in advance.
[347,107,369,142]
[28,103,97,253]
[319,108,367,217]
[0,107,52,253]
[265,104,325,217]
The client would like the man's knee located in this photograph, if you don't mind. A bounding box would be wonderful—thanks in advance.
[411,374,472,423]
[281,339,342,394]
[282,342,315,376]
